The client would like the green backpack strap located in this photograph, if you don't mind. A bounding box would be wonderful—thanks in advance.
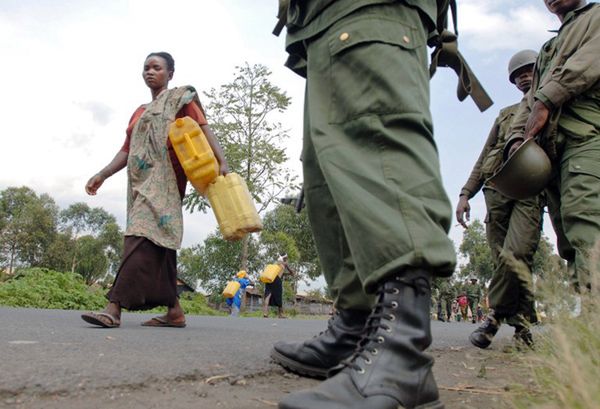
[430,1,493,112]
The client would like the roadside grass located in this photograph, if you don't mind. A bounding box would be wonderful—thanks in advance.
[511,245,599,409]
[0,268,324,319]
[0,267,222,316]
[0,268,106,310]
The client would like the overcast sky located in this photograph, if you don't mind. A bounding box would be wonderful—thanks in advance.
[1,0,570,279]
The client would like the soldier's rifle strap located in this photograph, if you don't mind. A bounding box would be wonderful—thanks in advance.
[429,30,493,112]
[273,0,289,36]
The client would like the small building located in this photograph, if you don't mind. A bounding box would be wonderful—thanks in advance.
[293,292,334,315]
[243,287,263,310]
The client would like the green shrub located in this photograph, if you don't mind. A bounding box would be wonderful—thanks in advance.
[0,268,225,316]
[178,292,225,316]
[0,268,106,310]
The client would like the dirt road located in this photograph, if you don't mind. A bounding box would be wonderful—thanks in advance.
[1,308,530,408]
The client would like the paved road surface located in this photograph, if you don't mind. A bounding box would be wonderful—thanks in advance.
[0,307,512,396]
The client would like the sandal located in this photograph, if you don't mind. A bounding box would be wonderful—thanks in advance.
[81,312,120,328]
[141,315,186,328]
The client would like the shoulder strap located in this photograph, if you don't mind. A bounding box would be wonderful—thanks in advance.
[273,0,289,36]
[430,1,493,112]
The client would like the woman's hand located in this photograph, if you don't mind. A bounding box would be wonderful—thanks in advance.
[85,173,106,195]
[85,151,127,195]
[219,160,229,176]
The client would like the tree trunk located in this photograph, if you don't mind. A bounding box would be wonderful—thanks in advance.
[71,254,77,274]
[293,277,298,306]
[241,234,249,271]
[8,243,16,274]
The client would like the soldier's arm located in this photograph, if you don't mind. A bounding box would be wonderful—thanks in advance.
[505,94,532,155]
[460,117,502,199]
[536,12,600,109]
[456,117,501,228]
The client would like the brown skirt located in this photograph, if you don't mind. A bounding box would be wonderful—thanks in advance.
[107,236,178,310]
[264,276,283,307]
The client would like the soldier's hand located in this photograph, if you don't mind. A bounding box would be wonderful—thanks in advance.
[524,100,550,140]
[507,137,525,157]
[455,195,470,229]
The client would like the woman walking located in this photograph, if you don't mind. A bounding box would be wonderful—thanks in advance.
[81,51,228,328]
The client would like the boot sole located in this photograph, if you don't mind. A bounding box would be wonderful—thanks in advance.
[414,400,445,409]
[469,332,492,349]
[270,348,329,379]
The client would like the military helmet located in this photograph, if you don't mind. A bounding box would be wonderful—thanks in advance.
[486,138,551,200]
[236,270,247,278]
[508,49,538,83]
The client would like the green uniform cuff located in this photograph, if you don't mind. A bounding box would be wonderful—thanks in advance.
[534,89,556,110]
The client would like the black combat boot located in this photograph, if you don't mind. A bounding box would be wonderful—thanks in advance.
[469,311,501,349]
[271,308,369,378]
[279,270,444,409]
[513,326,534,349]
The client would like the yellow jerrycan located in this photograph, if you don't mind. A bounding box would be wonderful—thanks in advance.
[168,116,219,195]
[222,280,241,298]
[260,264,283,284]
[206,173,263,241]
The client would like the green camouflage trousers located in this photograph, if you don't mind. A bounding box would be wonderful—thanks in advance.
[546,135,600,291]
[485,188,542,326]
[301,3,456,311]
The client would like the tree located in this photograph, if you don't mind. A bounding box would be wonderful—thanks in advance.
[0,186,58,272]
[259,203,322,300]
[458,219,494,284]
[178,231,262,301]
[458,219,563,287]
[532,233,564,277]
[57,202,123,283]
[73,235,109,284]
[261,204,321,279]
[183,63,298,270]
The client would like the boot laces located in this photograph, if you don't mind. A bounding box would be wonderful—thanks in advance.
[339,277,428,374]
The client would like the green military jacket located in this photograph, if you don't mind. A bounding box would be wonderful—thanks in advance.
[465,282,482,300]
[438,279,456,298]
[283,0,438,76]
[460,103,519,198]
[508,3,600,159]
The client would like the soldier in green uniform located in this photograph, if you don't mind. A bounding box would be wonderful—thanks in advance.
[456,50,543,348]
[437,278,456,322]
[465,278,483,324]
[269,1,459,408]
[506,0,600,300]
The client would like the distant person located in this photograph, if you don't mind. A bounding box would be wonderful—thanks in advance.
[457,294,468,322]
[263,254,295,318]
[81,51,228,328]
[476,305,484,323]
[226,271,254,317]
[452,300,461,322]
[458,49,542,348]
[465,278,483,324]
[438,279,456,322]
